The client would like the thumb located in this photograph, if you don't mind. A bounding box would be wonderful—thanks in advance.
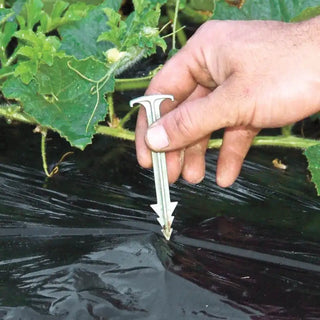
[145,78,247,151]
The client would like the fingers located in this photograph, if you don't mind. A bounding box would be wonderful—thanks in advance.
[166,149,184,184]
[135,108,183,183]
[216,126,260,187]
[135,44,201,169]
[136,82,212,185]
[182,135,210,184]
[135,106,150,167]
[145,75,254,152]
[135,108,184,183]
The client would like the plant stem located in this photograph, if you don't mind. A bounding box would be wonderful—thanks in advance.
[96,125,135,141]
[0,104,36,123]
[253,135,319,148]
[0,106,318,149]
[5,49,18,67]
[106,93,114,124]
[0,51,7,66]
[172,0,180,50]
[0,71,14,81]
[166,7,187,47]
[0,105,135,141]
[115,76,151,91]
[119,105,139,128]
[281,124,294,137]
[208,135,320,149]
[41,129,51,177]
[115,65,162,91]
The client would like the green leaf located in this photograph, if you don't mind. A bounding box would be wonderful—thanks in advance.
[0,21,17,49]
[0,65,15,86]
[0,8,15,24]
[97,8,126,47]
[132,0,144,14]
[14,59,38,84]
[291,6,320,22]
[59,0,122,60]
[15,45,35,59]
[21,0,44,29]
[42,0,104,12]
[11,0,27,16]
[0,11,18,65]
[98,0,167,64]
[188,0,215,11]
[14,30,63,83]
[3,56,114,149]
[50,0,69,19]
[39,1,69,32]
[39,1,92,33]
[0,65,15,77]
[149,0,167,6]
[212,0,320,22]
[304,144,320,195]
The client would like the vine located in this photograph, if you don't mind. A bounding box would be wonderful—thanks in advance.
[0,0,320,192]
[40,128,74,178]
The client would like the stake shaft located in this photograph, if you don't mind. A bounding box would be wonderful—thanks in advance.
[130,95,178,240]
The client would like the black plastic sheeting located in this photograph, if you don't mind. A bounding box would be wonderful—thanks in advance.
[0,122,320,319]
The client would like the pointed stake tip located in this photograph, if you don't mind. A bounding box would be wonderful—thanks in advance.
[162,227,173,241]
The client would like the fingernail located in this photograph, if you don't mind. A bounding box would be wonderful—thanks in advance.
[146,124,169,150]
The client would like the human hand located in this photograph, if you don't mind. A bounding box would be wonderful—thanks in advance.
[135,18,320,187]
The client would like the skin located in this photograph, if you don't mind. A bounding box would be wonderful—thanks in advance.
[135,17,320,187]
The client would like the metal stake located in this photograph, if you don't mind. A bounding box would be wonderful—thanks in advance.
[130,95,178,240]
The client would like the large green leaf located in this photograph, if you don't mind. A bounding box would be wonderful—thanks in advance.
[59,0,122,60]
[2,56,114,149]
[304,144,320,195]
[212,0,320,22]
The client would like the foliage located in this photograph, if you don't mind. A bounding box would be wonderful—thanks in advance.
[3,56,113,149]
[97,0,166,66]
[0,0,320,195]
[305,145,320,195]
[58,0,120,60]
[291,6,320,22]
[0,0,168,150]
[212,0,320,22]
[13,29,64,83]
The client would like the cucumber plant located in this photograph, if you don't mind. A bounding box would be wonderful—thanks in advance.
[1,0,320,193]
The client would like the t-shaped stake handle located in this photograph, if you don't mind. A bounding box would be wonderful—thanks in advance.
[130,95,178,240]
